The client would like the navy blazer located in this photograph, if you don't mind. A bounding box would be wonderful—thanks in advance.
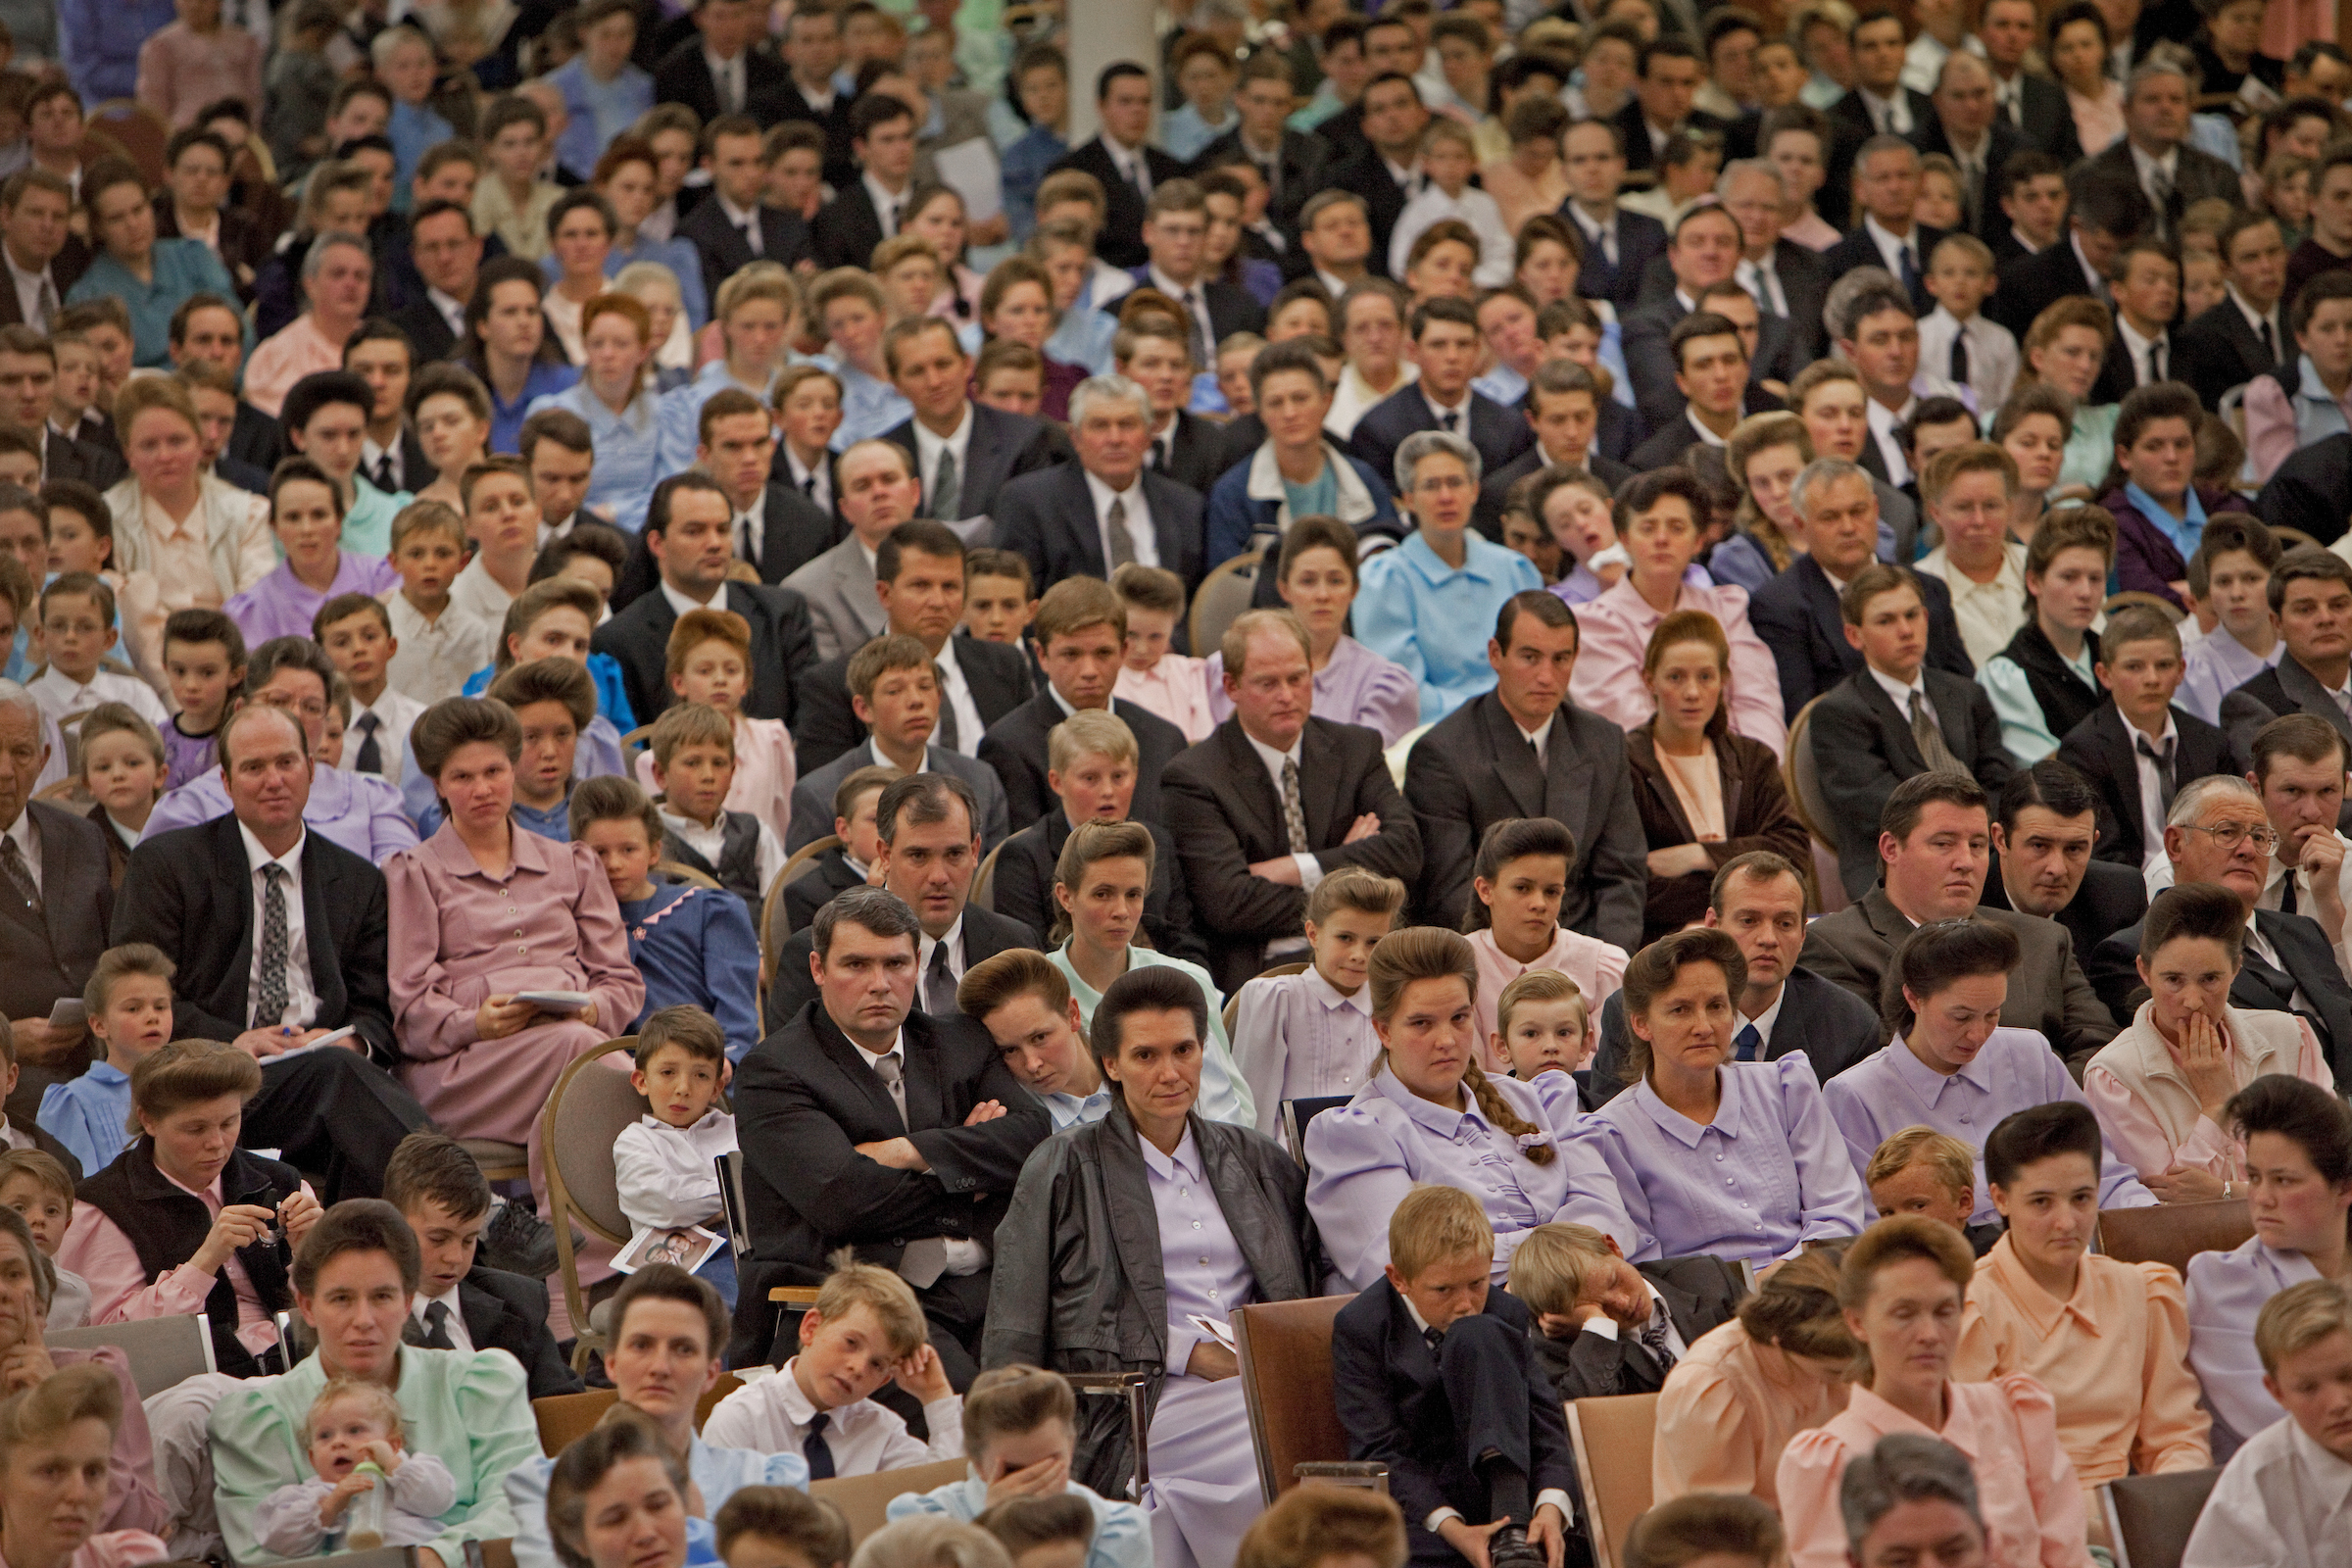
[591,578,818,726]
[993,462,1208,599]
[1818,220,1949,315]
[1747,555,1976,721]
[1570,205,1668,315]
[1348,384,1536,499]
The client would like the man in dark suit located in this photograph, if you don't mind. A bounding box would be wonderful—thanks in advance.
[990,783,1203,967]
[1819,138,1949,316]
[2218,551,2352,826]
[980,579,1189,833]
[1328,74,1433,277]
[1620,207,1774,431]
[811,94,924,272]
[1614,37,1728,175]
[1749,461,1974,720]
[41,427,124,489]
[1349,298,1534,497]
[651,0,792,127]
[1193,56,1330,238]
[592,473,818,726]
[732,882,1050,1368]
[389,199,477,365]
[880,319,1060,530]
[1799,772,2121,1061]
[1811,564,2017,901]
[108,705,435,1201]
[382,1131,582,1398]
[0,172,86,331]
[1528,1246,1743,1401]
[2175,212,2290,408]
[2058,637,2243,870]
[1588,849,1883,1103]
[1708,163,1833,368]
[689,387,841,592]
[1563,121,1669,315]
[341,325,432,497]
[1987,152,2072,270]
[995,379,1207,601]
[1127,179,1266,362]
[1048,63,1185,271]
[1987,172,2151,339]
[0,685,111,1128]
[1826,12,1936,191]
[1981,760,2150,973]
[1626,308,1778,471]
[790,519,1034,772]
[676,115,814,307]
[1405,591,1646,950]
[2089,776,2352,1082]
[1474,363,1632,541]
[777,6,857,186]
[2257,433,2352,547]
[1909,55,2026,240]
[1165,612,1423,992]
[1981,0,2084,163]
[2082,62,2242,243]
[1332,1191,1578,1568]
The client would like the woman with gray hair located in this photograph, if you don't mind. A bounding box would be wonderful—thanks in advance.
[1838,1434,1987,1568]
[1352,428,1542,725]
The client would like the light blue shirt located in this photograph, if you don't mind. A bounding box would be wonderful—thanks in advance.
[1001,124,1069,240]
[2190,1236,2322,1449]
[548,56,656,181]
[1980,636,2097,764]
[506,1436,808,1568]
[1353,531,1543,722]
[1048,306,1119,376]
[2124,480,2208,566]
[1143,1125,1258,1371]
[1040,1085,1115,1131]
[37,1059,130,1175]
[1158,104,1234,165]
[832,361,913,450]
[342,477,410,560]
[68,239,242,368]
[388,100,457,213]
[887,1474,1150,1568]
[1048,943,1254,1130]
[654,357,833,477]
[489,362,581,455]
[528,382,662,533]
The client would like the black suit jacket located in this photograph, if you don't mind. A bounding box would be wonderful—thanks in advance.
[1978,858,2148,976]
[1587,964,1883,1104]
[1329,151,1415,277]
[783,847,866,933]
[1403,693,1647,950]
[993,463,1208,601]
[992,809,1203,966]
[760,904,1040,1037]
[2056,701,2243,869]
[2083,140,2241,236]
[1191,126,1331,235]
[1767,238,1833,367]
[591,578,817,727]
[1827,88,1938,208]
[1152,409,1230,497]
[44,430,124,490]
[108,814,397,1062]
[461,1266,584,1398]
[1049,139,1185,270]
[1164,716,1425,991]
[790,631,1035,773]
[1990,235,2108,340]
[776,79,858,187]
[883,406,1061,527]
[2219,657,2352,832]
[1571,205,1669,315]
[1810,666,2016,900]
[0,804,113,1031]
[1348,385,1536,499]
[1333,1281,1577,1539]
[1529,1256,1745,1401]
[2091,908,2352,1084]
[2257,434,2352,548]
[1819,220,1949,315]
[2007,73,2084,165]
[2175,296,2283,409]
[729,1001,1050,1360]
[1475,443,1633,543]
[0,242,88,328]
[809,180,887,273]
[1132,269,1265,342]
[1612,99,1738,174]
[1748,555,1975,721]
[390,295,461,365]
[651,38,793,128]
[1908,118,2026,238]
[740,481,844,588]
[678,194,813,311]
[980,692,1188,835]
[229,400,285,474]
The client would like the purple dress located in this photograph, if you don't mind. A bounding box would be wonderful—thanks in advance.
[221,552,401,647]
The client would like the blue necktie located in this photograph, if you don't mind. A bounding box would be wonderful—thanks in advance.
[1734,1023,1761,1061]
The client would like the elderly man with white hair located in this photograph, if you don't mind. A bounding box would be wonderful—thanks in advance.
[994,374,1208,600]
[241,231,375,419]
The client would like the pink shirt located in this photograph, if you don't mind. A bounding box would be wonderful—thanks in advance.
[1466,925,1627,1072]
[55,1168,318,1358]
[2243,368,2352,482]
[1777,1379,2092,1568]
[0,1531,172,1568]
[242,317,347,420]
[1652,1319,1847,1508]
[634,714,796,845]
[135,22,264,125]
[1115,656,1216,744]
[1567,577,1788,760]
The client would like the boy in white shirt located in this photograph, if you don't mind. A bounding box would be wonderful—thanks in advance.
[1389,121,1514,288]
[614,1007,740,1307]
[314,593,425,785]
[1228,867,1404,1141]
[378,502,496,705]
[1916,233,2018,415]
[2183,1278,2352,1566]
[25,574,168,731]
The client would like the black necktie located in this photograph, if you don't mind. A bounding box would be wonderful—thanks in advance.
[934,692,958,753]
[2135,734,2176,810]
[924,942,956,1013]
[1438,409,1459,434]
[1898,244,1920,299]
[2237,935,2325,1047]
[1423,1325,1444,1352]
[421,1300,455,1349]
[2150,339,2166,384]
[1949,330,1969,386]
[2282,875,2300,915]
[370,453,396,493]
[803,1411,835,1479]
[354,711,383,775]
[2260,317,2278,362]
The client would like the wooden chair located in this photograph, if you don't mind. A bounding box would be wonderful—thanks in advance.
[762,834,842,976]
[84,100,172,187]
[539,1037,647,1369]
[1566,1394,1659,1568]
[2096,1200,2252,1276]
[1781,696,1841,914]
[2100,1468,2220,1568]
[467,1541,516,1568]
[1189,548,1263,659]
[809,1457,969,1546]
[49,1313,215,1397]
[1221,960,1306,1037]
[533,1389,617,1454]
[2101,590,2188,625]
[657,859,725,892]
[620,724,654,768]
[2269,525,2322,554]
[970,841,1004,913]
[1232,1296,1387,1504]
[276,1549,416,1568]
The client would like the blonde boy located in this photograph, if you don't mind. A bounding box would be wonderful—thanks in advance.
[614,1007,739,1305]
[27,574,167,730]
[2181,1280,2352,1563]
[1229,868,1406,1140]
[379,501,497,704]
[0,1148,89,1327]
[1508,1220,1740,1401]
[1865,1125,1986,1250]
[649,701,785,916]
[874,235,946,325]
[1388,120,1512,286]
[1492,971,1588,1128]
[1917,233,2017,413]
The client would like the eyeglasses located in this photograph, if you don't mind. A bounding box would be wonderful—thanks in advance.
[2186,821,2281,854]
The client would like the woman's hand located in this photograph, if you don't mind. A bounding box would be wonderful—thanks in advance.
[2146,1167,2228,1203]
[281,1191,323,1250]
[575,999,600,1028]
[894,1343,955,1404]
[0,1333,56,1395]
[318,1468,376,1526]
[983,1452,1068,1508]
[191,1203,280,1275]
[1646,844,1714,878]
[474,996,540,1040]
[1185,1341,1239,1381]
[2169,1008,2236,1121]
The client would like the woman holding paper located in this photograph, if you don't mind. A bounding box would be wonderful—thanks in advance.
[383,698,643,1206]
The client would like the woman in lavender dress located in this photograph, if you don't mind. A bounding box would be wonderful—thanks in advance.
[1202,515,1420,747]
[221,458,398,647]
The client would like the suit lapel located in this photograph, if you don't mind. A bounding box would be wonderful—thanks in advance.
[1482,699,1546,818]
[297,847,339,1004]
[2095,707,2147,849]
[901,1018,947,1131]
[2279,657,2352,741]
[1222,724,1287,853]
[1298,721,1337,848]
[1858,677,1927,772]
[813,1013,906,1131]
[1060,466,1105,577]
[210,817,258,1021]
[1097,1113,1170,1348]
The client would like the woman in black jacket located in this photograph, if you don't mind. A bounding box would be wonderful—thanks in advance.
[983,964,1328,1568]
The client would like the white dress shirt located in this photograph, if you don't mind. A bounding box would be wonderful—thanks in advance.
[729,484,769,571]
[240,821,318,1030]
[1863,214,1924,281]
[1740,984,1788,1055]
[1,806,41,893]
[1915,305,2019,414]
[2129,140,2180,212]
[1857,85,1914,135]
[612,1108,736,1233]
[1082,468,1159,571]
[657,807,786,897]
[1736,253,1788,317]
[930,636,985,756]
[703,45,747,115]
[410,1287,474,1352]
[1566,203,1621,269]
[1865,395,1918,486]
[1576,1278,1690,1362]
[917,912,967,998]
[910,406,975,518]
[1102,135,1153,198]
[785,446,833,513]
[862,172,908,238]
[1868,662,1938,729]
[426,285,466,340]
[3,249,54,332]
[701,1360,964,1472]
[714,192,764,255]
[350,687,427,785]
[1149,266,1217,360]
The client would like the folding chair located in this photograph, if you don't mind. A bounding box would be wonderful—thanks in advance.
[2101,1468,2220,1568]
[1566,1394,1659,1568]
[49,1312,215,1397]
[1278,1097,1355,1166]
[1232,1296,1387,1503]
[809,1458,969,1546]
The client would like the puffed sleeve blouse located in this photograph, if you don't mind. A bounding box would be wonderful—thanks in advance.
[1571,1054,1868,1268]
[382,822,646,1060]
[1303,1066,1637,1289]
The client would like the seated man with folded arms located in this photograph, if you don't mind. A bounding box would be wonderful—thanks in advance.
[2184,1277,2352,1566]
[507,1264,808,1568]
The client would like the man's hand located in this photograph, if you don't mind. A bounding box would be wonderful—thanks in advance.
[7,1018,77,1066]
[1530,1502,1567,1568]
[894,1343,955,1403]
[1185,1341,1239,1381]
[983,1451,1068,1507]
[1247,857,1304,886]
[963,1101,1007,1126]
[2303,834,2347,937]
[1343,813,1382,844]
[1437,1518,1509,1568]
[230,1027,294,1058]
[854,1137,929,1171]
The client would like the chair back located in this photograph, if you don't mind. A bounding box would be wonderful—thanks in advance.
[717,1151,752,1255]
[657,860,725,892]
[1190,548,1262,659]
[696,1373,743,1429]
[809,1458,970,1545]
[1278,1097,1355,1165]
[2096,1200,2252,1276]
[2100,590,2187,624]
[971,841,1004,913]
[2101,1468,2220,1568]
[1784,696,1833,844]
[533,1390,618,1454]
[273,1549,416,1568]
[1567,1394,1659,1568]
[541,1037,647,1365]
[765,834,842,971]
[83,100,172,187]
[1232,1296,1356,1503]
[49,1313,215,1397]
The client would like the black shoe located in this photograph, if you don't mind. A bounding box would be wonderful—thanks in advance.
[1489,1525,1544,1568]
[479,1199,564,1278]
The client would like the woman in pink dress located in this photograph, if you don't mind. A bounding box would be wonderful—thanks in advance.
[385,697,643,1200]
[0,1363,168,1568]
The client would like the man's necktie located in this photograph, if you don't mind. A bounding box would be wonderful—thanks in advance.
[2136,734,2178,811]
[1152,436,1171,474]
[923,942,956,1014]
[1898,244,1921,300]
[254,863,290,1029]
[2282,874,2300,915]
[883,198,902,237]
[1963,159,1984,235]
[1280,758,1308,854]
[420,1300,456,1350]
[1637,1304,1678,1371]
[33,277,56,332]
[369,452,397,493]
[2260,317,2279,363]
[739,217,760,257]
[1423,1324,1444,1352]
[871,1051,907,1123]
[867,1054,950,1293]
[2149,339,2166,384]
[1185,289,1212,374]
[1106,496,1138,569]
[1908,691,1962,773]
[1733,1022,1761,1061]
[935,687,958,751]
[803,1412,836,1480]
[2152,170,2179,234]
[1950,329,1970,387]
[354,711,383,775]
[930,446,959,519]
[1600,224,1618,268]
[735,513,760,568]
[0,838,39,916]
[1438,409,1459,435]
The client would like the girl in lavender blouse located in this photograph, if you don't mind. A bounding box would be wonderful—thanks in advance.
[1573,929,1868,1269]
[1302,927,1637,1290]
[1228,867,1405,1140]
[1201,515,1421,748]
[222,459,399,649]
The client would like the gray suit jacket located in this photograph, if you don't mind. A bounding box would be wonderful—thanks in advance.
[782,536,887,662]
[1797,888,2119,1062]
[786,741,1011,856]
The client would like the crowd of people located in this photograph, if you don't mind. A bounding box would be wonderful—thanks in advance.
[1,0,2351,1561]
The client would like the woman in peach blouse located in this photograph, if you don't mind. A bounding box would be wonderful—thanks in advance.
[385,697,644,1201]
[1777,1216,2091,1568]
[1651,1247,1851,1509]
[1953,1102,2210,1539]
[0,1363,169,1568]
[2082,884,2332,1201]
[1463,817,1629,1066]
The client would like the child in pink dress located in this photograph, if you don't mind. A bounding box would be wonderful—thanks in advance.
[1108,564,1215,744]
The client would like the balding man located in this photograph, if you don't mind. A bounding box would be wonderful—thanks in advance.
[1165,610,1422,991]
[1910,54,2023,238]
[784,439,921,662]
[0,680,111,1123]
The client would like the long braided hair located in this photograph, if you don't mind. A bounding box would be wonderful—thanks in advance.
[1368,927,1555,1166]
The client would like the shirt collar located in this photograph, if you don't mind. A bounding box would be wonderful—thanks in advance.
[1136,1124,1201,1182]
[1083,466,1142,512]
[1867,662,1929,711]
[848,1030,906,1076]
[2229,284,2278,335]
[236,819,306,881]
[660,576,725,618]
[912,404,973,458]
[1744,983,1787,1039]
[2288,1416,2352,1511]
[1886,1030,1993,1096]
[1630,1065,1739,1148]
[0,809,34,868]
[2130,141,2180,183]
[1983,1232,2104,1338]
[1301,963,1373,1016]
[1244,726,1303,775]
